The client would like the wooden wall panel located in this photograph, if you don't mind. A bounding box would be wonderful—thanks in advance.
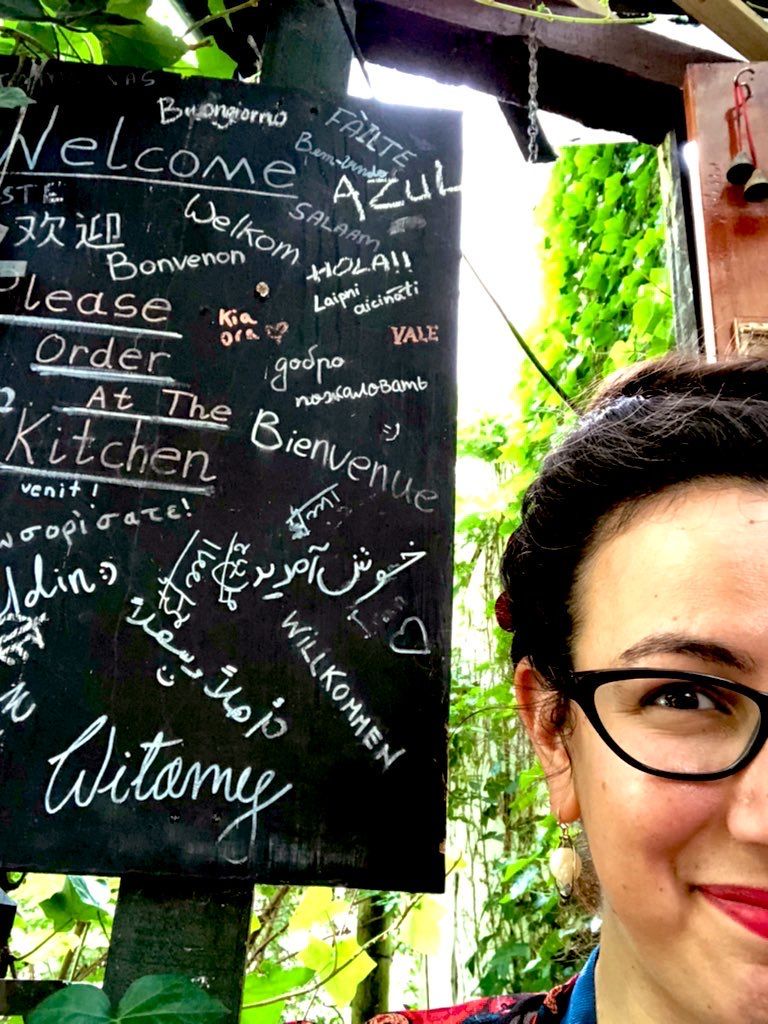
[685,62,768,356]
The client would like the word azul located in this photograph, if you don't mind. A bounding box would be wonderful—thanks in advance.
[333,161,461,223]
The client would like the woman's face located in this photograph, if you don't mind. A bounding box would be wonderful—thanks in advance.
[518,480,768,1024]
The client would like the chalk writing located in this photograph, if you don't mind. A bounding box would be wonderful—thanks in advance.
[281,609,405,771]
[295,376,428,408]
[286,484,342,540]
[390,325,439,346]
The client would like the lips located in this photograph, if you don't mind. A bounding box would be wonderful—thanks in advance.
[699,885,768,940]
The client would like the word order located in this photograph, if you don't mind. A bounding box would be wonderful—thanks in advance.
[157,96,288,131]
[2,106,297,194]
[333,161,461,223]
[0,273,171,324]
[43,715,294,863]
[282,609,405,771]
[250,409,437,513]
[325,107,416,169]
[305,249,411,284]
[391,325,439,345]
[287,202,380,252]
[270,345,344,392]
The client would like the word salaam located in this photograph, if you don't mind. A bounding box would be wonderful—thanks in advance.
[1,106,298,193]
[288,202,380,252]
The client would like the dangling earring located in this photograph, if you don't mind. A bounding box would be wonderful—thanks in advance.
[548,819,582,902]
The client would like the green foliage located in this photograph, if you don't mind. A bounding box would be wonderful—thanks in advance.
[0,0,249,99]
[28,973,227,1023]
[451,142,674,994]
[40,875,112,931]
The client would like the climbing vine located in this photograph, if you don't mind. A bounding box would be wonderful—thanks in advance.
[449,141,674,994]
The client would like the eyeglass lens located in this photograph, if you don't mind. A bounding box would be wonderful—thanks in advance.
[593,677,762,775]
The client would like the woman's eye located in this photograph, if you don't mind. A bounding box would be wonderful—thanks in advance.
[647,687,722,711]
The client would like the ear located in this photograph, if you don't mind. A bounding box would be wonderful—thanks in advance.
[514,658,581,823]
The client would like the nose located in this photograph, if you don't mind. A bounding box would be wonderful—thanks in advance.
[726,737,768,844]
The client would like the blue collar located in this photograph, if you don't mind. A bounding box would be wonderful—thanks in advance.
[561,945,599,1024]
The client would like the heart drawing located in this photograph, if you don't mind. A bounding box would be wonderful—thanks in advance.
[264,321,289,344]
[389,616,430,656]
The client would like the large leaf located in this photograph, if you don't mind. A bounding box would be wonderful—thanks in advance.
[40,875,111,930]
[116,974,227,1023]
[0,86,35,108]
[194,42,237,79]
[28,985,111,1024]
[96,0,187,68]
[288,887,349,932]
[400,895,446,956]
[298,936,374,1008]
[240,966,314,1024]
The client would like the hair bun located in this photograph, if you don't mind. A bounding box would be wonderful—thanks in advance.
[495,592,514,632]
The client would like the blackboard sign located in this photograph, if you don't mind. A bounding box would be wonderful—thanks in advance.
[0,60,461,892]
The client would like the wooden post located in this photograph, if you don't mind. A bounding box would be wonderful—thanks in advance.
[102,5,356,1018]
[103,878,252,1021]
[260,0,355,96]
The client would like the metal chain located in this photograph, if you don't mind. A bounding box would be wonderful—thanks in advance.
[526,30,540,164]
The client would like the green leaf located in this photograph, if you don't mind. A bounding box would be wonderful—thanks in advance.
[116,974,227,1023]
[96,0,188,68]
[28,985,111,1024]
[40,875,111,931]
[400,895,446,956]
[194,41,237,79]
[298,936,375,1008]
[240,966,314,1024]
[0,86,34,109]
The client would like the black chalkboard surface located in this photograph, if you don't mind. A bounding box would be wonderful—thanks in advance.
[0,60,461,892]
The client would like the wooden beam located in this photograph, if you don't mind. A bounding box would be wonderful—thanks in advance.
[363,0,732,85]
[671,0,768,59]
[355,1,731,142]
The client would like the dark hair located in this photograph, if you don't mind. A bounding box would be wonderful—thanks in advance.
[500,354,768,703]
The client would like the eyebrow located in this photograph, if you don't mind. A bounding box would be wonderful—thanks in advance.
[617,633,758,674]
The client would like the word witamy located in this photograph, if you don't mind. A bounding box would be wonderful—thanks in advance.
[282,609,405,771]
[44,715,294,863]
[333,162,461,223]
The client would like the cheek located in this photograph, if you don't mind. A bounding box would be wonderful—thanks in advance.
[572,734,724,904]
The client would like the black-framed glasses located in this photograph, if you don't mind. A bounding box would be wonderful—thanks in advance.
[563,669,768,781]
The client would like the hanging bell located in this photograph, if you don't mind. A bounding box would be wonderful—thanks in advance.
[744,168,768,202]
[727,149,756,185]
